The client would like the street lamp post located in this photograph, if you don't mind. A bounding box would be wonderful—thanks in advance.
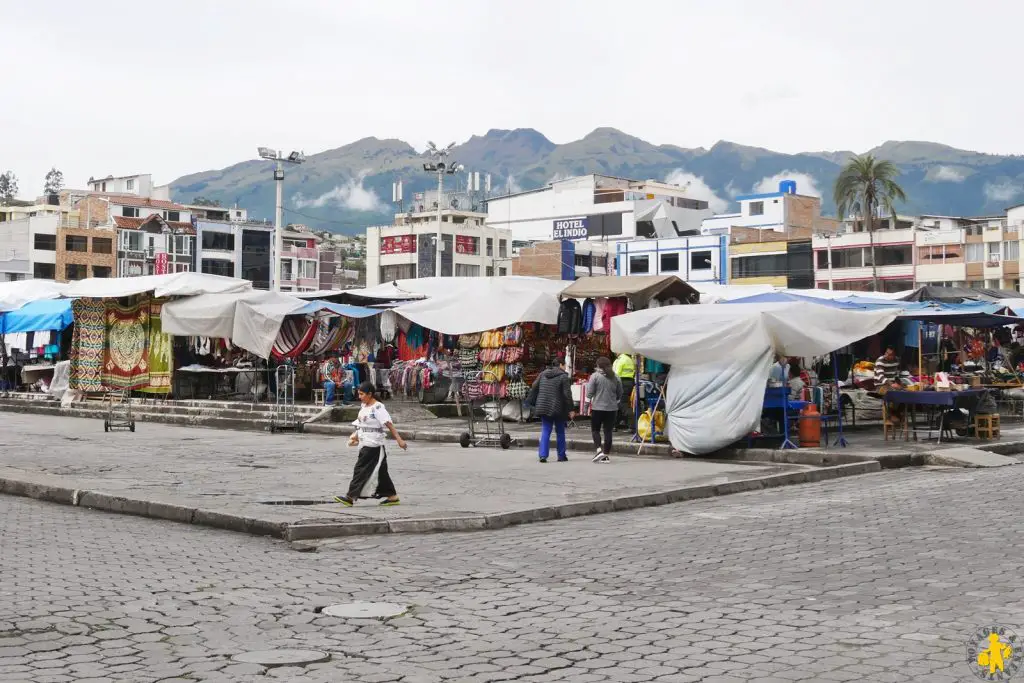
[257,147,305,291]
[422,142,462,278]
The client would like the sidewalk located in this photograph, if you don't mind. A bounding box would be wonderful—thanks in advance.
[0,413,878,541]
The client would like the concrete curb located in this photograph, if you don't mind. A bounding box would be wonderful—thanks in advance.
[0,461,880,541]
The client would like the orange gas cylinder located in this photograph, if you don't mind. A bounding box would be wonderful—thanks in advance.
[798,403,821,448]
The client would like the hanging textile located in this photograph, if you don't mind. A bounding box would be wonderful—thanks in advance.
[272,317,318,360]
[140,299,172,394]
[102,300,151,391]
[308,318,350,356]
[379,309,398,343]
[69,299,106,391]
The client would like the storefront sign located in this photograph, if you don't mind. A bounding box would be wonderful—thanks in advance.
[155,251,168,275]
[553,217,589,240]
[380,235,416,255]
[455,235,478,255]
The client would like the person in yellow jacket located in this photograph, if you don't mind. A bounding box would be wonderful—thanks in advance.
[612,353,636,430]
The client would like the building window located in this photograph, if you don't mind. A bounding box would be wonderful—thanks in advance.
[173,235,191,255]
[499,240,507,258]
[65,263,88,280]
[660,253,679,272]
[629,255,650,274]
[486,238,493,257]
[733,254,787,278]
[498,267,506,276]
[65,235,88,252]
[33,234,56,251]
[201,259,233,277]
[298,259,317,279]
[1005,241,1020,261]
[166,211,180,222]
[966,243,985,262]
[455,264,481,277]
[119,230,145,252]
[987,242,1001,263]
[122,206,139,218]
[202,231,235,251]
[690,250,712,270]
[101,182,107,192]
[174,263,191,273]
[92,237,112,254]
[749,201,765,216]
[92,266,111,278]
[33,263,55,279]
[486,266,494,276]
[126,179,135,191]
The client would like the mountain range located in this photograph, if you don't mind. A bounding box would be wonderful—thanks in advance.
[169,128,1024,234]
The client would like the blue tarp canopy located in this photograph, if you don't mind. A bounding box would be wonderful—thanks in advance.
[0,299,74,334]
[293,300,381,318]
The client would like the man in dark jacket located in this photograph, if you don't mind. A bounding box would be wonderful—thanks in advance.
[527,356,575,463]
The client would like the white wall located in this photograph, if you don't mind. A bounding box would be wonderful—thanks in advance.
[90,174,153,197]
[0,218,31,275]
[29,214,57,266]
[615,236,726,282]
[366,220,514,285]
[702,193,786,235]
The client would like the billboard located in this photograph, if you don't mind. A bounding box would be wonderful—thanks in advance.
[553,217,589,240]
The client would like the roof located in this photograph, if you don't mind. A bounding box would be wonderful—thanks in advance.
[560,275,700,305]
[87,193,185,210]
[113,215,195,235]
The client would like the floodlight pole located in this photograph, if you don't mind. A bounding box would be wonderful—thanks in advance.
[435,165,444,278]
[274,157,284,292]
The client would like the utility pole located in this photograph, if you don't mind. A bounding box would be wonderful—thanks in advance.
[257,147,305,291]
[422,142,461,278]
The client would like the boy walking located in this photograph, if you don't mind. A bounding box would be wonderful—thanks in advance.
[334,381,407,507]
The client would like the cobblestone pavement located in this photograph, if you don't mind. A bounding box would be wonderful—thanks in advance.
[3,466,1022,682]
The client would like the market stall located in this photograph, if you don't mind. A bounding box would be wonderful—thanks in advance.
[0,298,74,393]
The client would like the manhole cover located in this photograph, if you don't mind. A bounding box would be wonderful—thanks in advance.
[321,602,408,619]
[232,649,330,668]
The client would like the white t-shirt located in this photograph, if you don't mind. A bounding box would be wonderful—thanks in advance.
[352,401,392,447]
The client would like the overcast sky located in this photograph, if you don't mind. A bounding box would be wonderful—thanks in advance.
[2,0,1021,195]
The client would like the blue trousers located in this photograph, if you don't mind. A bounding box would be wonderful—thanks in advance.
[539,416,567,461]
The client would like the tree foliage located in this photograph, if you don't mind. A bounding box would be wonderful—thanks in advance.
[43,167,64,196]
[0,171,18,205]
[832,155,907,291]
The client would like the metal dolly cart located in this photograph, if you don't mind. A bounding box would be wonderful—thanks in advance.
[458,370,514,450]
[103,389,135,433]
[269,364,303,433]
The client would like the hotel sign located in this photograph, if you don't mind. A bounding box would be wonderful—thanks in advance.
[553,217,589,240]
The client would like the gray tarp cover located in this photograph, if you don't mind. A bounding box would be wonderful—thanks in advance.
[559,275,699,305]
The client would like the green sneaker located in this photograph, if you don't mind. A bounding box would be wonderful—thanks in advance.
[379,498,401,507]
[333,495,354,507]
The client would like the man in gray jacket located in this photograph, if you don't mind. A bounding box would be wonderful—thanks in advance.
[527,357,574,463]
[586,357,622,462]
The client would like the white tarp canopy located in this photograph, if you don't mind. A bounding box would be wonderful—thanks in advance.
[162,290,307,358]
[689,282,778,304]
[611,302,899,454]
[63,272,252,299]
[0,279,70,313]
[394,277,569,335]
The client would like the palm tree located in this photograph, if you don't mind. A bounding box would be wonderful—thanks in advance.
[833,155,907,292]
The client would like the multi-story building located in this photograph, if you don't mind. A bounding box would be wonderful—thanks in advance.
[86,173,171,201]
[912,215,1019,291]
[702,180,838,238]
[194,218,273,289]
[512,240,613,280]
[366,207,513,286]
[0,214,60,282]
[728,228,814,289]
[812,216,917,293]
[280,226,321,292]
[70,194,194,278]
[56,224,116,281]
[485,174,712,243]
[614,235,727,282]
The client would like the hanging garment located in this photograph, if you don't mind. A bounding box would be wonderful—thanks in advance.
[69,299,106,392]
[581,298,596,334]
[140,299,172,394]
[557,299,583,335]
[379,310,398,343]
[592,298,608,333]
[272,317,319,360]
[601,297,628,334]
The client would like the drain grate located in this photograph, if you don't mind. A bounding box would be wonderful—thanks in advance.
[258,499,335,506]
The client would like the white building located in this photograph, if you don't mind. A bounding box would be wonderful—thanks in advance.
[366,208,513,286]
[701,180,833,237]
[86,173,171,201]
[0,214,59,281]
[195,218,274,289]
[615,235,728,282]
[485,174,712,243]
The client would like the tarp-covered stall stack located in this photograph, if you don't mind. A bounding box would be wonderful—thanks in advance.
[611,303,899,454]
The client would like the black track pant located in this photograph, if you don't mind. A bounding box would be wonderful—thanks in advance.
[591,409,616,454]
[346,446,397,499]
